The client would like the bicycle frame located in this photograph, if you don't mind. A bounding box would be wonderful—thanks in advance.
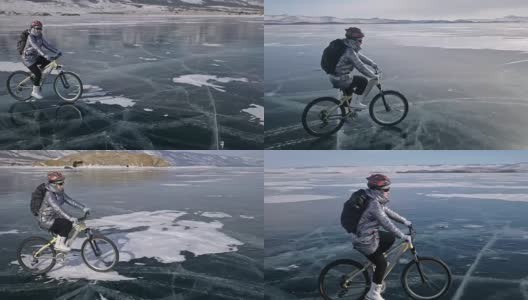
[18,59,61,87]
[343,228,417,286]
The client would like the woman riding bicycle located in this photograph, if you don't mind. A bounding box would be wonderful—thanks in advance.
[37,171,90,252]
[346,174,413,300]
[329,27,379,110]
[21,20,62,100]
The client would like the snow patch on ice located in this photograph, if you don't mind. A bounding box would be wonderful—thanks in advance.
[240,215,255,219]
[201,212,232,218]
[144,108,154,112]
[172,74,248,92]
[266,186,313,192]
[203,43,223,47]
[0,61,26,72]
[160,183,191,187]
[265,194,337,204]
[241,104,264,126]
[139,57,158,61]
[82,85,136,108]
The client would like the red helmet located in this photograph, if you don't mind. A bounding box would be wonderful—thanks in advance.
[31,20,43,28]
[47,171,65,183]
[345,27,364,39]
[366,174,391,190]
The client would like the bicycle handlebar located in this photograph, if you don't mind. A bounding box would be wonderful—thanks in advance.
[78,211,90,222]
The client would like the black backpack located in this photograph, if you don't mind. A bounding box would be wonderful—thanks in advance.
[321,39,347,75]
[30,183,47,216]
[341,189,372,234]
[17,29,30,55]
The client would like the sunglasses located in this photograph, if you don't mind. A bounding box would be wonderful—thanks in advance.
[55,181,65,186]
[382,187,390,192]
[35,27,42,30]
[357,39,363,43]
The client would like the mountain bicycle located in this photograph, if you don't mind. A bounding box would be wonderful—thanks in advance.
[301,71,409,137]
[318,227,451,300]
[6,54,83,102]
[16,212,119,274]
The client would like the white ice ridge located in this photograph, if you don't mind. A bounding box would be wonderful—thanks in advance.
[425,193,528,202]
[452,233,499,300]
[203,43,223,47]
[39,210,243,281]
[0,229,19,235]
[265,194,337,204]
[241,104,264,126]
[172,74,249,92]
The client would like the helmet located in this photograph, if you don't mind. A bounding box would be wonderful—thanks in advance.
[366,174,390,190]
[345,27,364,39]
[47,171,65,183]
[31,20,43,28]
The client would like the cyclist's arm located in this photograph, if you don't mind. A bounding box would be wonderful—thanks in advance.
[358,52,377,68]
[42,38,59,54]
[384,207,409,225]
[349,51,376,78]
[371,201,406,238]
[27,34,47,57]
[64,193,86,210]
[46,193,76,222]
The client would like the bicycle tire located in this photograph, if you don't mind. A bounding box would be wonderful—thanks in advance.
[17,236,56,274]
[369,90,409,126]
[81,234,119,272]
[7,71,34,101]
[53,71,83,102]
[301,97,346,137]
[319,259,370,300]
[401,256,452,300]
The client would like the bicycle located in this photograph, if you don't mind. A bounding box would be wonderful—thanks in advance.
[318,227,452,300]
[16,212,119,274]
[6,53,83,102]
[301,71,409,137]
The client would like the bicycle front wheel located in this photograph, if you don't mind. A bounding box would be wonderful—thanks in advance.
[318,259,370,300]
[53,71,83,102]
[81,235,119,272]
[17,236,56,274]
[7,71,34,101]
[401,256,452,300]
[302,97,346,137]
[369,90,409,126]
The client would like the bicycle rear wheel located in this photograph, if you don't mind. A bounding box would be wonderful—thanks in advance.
[401,256,452,300]
[7,71,34,101]
[369,90,409,126]
[81,235,119,272]
[17,236,56,274]
[53,71,83,102]
[302,97,346,137]
[319,259,370,300]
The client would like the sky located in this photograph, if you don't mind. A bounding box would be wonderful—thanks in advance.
[265,0,528,20]
[265,151,528,168]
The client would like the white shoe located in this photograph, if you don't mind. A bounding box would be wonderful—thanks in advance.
[54,236,71,252]
[31,85,43,100]
[350,96,367,110]
[365,282,385,300]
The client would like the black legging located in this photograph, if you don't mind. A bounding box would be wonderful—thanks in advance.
[49,218,73,238]
[366,231,396,284]
[343,75,368,96]
[27,56,51,86]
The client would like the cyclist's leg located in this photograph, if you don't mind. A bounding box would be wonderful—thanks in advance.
[36,56,51,71]
[49,218,73,238]
[362,77,379,99]
[349,76,368,108]
[377,231,396,254]
[27,63,42,86]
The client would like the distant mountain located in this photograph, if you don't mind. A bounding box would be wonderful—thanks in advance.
[35,151,171,167]
[0,0,263,16]
[0,151,262,167]
[267,163,528,175]
[265,14,528,25]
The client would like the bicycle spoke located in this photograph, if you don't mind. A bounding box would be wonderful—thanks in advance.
[404,258,450,299]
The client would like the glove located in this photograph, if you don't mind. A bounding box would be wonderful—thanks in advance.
[57,51,62,56]
[403,220,412,227]
[372,64,379,71]
[44,55,51,60]
[71,218,79,225]
[83,207,91,214]
[404,235,412,244]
